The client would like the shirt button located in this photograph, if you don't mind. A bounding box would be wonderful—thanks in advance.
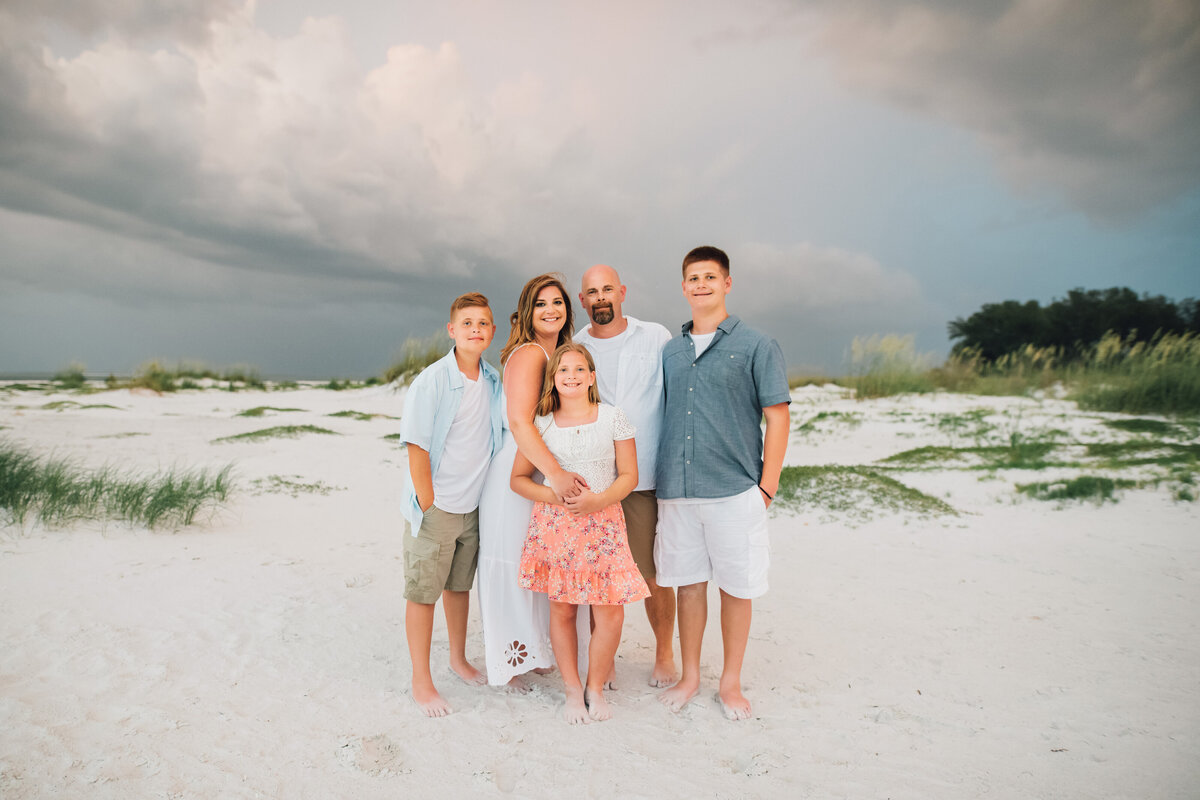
[689,387,693,391]
[687,411,691,414]
[686,460,690,464]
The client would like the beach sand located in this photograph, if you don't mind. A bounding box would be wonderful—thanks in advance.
[1,383,1197,798]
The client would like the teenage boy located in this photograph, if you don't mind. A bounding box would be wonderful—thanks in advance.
[399,292,505,717]
[655,246,791,721]
[574,264,678,687]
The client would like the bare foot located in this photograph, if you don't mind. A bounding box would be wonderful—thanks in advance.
[505,675,532,694]
[450,660,487,687]
[563,687,591,725]
[718,682,752,721]
[532,666,556,676]
[659,679,699,713]
[604,665,616,691]
[412,683,451,717]
[584,687,612,721]
[648,660,677,688]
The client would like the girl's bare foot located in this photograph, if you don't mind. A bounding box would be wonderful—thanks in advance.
[532,666,556,676]
[584,687,612,721]
[658,678,699,713]
[718,679,752,720]
[648,661,677,688]
[412,684,451,717]
[451,661,487,686]
[563,687,591,724]
[505,675,531,694]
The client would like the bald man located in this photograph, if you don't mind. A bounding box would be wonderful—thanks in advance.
[575,264,677,687]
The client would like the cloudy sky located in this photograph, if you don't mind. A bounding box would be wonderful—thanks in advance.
[1,0,1197,377]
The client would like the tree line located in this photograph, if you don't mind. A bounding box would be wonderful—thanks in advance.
[948,287,1200,361]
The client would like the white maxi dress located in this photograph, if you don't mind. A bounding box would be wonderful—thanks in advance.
[477,343,588,685]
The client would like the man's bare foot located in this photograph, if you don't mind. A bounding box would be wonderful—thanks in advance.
[648,660,677,688]
[658,679,699,713]
[718,682,752,720]
[412,683,451,717]
[563,687,591,724]
[505,675,531,694]
[450,660,487,686]
[584,687,612,721]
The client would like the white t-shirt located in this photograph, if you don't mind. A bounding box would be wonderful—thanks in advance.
[690,331,716,358]
[575,316,672,492]
[433,372,493,512]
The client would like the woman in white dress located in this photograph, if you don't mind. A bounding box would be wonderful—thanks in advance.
[477,273,588,689]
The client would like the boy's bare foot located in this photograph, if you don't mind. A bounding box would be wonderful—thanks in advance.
[584,688,612,721]
[504,675,532,694]
[450,660,487,686]
[658,679,699,713]
[412,684,451,717]
[563,687,591,725]
[648,661,677,688]
[718,680,752,720]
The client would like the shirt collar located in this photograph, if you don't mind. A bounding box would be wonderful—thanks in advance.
[681,314,740,336]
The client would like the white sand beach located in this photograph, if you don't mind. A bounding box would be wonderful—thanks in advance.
[1,382,1197,798]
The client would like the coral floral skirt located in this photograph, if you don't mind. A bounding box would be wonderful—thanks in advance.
[518,501,650,606]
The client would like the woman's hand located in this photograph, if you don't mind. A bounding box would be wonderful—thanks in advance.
[563,490,605,516]
[549,470,588,500]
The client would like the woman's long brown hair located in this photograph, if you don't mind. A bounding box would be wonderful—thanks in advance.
[499,273,574,366]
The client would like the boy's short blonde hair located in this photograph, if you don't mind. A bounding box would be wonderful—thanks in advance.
[536,343,601,416]
[450,292,491,318]
[681,245,730,277]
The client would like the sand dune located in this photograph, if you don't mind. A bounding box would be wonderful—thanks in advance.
[1,383,1197,798]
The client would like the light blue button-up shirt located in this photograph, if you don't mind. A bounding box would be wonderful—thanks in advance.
[656,315,791,500]
[399,347,504,536]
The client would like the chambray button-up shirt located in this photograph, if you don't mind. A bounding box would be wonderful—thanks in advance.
[655,315,791,500]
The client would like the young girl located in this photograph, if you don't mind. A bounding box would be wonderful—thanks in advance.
[510,343,649,724]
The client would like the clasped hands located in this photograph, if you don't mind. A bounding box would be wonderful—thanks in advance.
[548,471,602,516]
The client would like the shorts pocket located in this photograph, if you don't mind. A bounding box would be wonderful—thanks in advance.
[403,532,442,601]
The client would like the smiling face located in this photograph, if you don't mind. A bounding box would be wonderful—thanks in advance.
[446,304,494,359]
[532,285,568,340]
[681,259,731,313]
[552,350,595,400]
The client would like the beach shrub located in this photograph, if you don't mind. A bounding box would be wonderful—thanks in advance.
[1072,332,1200,415]
[0,442,233,529]
[847,334,935,399]
[130,361,178,393]
[383,334,448,385]
[52,362,88,390]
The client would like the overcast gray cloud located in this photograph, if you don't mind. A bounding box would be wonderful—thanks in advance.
[0,1,1196,377]
[800,0,1200,222]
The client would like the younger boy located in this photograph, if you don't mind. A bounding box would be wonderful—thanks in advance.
[399,292,504,717]
[655,246,791,721]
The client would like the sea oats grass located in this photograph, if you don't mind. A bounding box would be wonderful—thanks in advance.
[0,443,233,529]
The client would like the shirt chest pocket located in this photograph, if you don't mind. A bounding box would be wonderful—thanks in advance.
[706,351,750,388]
[620,352,657,387]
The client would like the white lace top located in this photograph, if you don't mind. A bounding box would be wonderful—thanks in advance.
[535,404,635,493]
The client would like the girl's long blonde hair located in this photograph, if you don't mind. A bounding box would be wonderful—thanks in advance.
[499,273,574,366]
[536,343,601,416]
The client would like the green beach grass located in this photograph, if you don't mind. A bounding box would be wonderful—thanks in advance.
[0,442,233,529]
[212,425,340,444]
